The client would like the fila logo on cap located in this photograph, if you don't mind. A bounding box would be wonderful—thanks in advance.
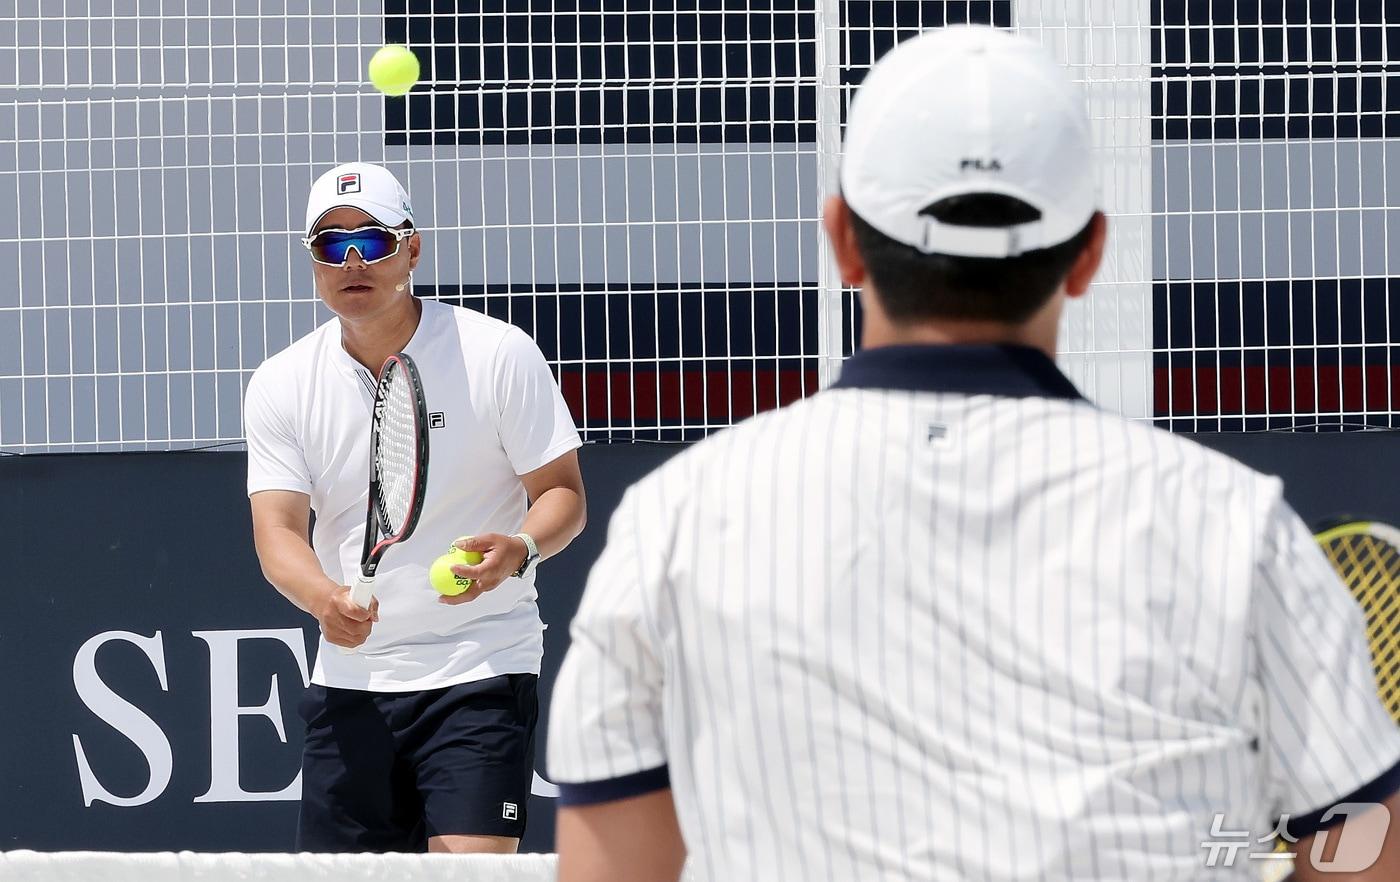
[337,173,361,195]
[959,158,1003,172]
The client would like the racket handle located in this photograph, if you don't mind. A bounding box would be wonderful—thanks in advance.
[349,573,375,609]
[339,574,376,655]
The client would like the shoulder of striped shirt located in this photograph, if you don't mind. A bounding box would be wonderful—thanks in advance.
[1119,405,1282,486]
[1076,400,1286,510]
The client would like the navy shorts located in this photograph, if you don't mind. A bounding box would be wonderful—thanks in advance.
[296,673,538,853]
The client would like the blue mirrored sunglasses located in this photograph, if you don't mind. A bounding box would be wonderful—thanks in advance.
[301,226,414,267]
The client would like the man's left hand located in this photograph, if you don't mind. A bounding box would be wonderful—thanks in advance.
[439,533,529,605]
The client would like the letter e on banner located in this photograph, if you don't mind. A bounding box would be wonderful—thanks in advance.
[193,628,310,803]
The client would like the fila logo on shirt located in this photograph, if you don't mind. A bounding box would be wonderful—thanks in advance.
[502,802,518,820]
[337,173,361,195]
[429,412,446,429]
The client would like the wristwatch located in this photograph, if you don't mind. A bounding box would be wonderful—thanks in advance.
[510,532,540,579]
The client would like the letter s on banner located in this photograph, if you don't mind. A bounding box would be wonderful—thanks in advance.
[71,631,173,808]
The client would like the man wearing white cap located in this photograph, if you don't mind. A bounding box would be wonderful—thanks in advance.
[244,162,587,853]
[547,26,1400,881]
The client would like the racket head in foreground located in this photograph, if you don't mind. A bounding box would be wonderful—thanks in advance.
[1314,517,1400,724]
[1257,518,1400,879]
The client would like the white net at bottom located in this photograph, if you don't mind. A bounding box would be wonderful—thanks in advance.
[0,851,558,882]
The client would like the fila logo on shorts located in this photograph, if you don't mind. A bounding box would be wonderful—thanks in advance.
[336,173,361,195]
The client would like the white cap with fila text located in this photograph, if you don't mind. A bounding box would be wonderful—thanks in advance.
[840,25,1097,259]
[304,162,415,235]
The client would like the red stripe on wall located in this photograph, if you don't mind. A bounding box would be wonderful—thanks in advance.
[559,368,819,423]
[559,364,1398,422]
[1154,365,1400,416]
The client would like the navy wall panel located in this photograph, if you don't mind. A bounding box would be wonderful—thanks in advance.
[3,431,1398,853]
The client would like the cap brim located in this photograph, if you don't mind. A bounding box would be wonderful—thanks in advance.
[306,199,410,236]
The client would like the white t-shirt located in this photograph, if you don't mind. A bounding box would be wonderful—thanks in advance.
[245,298,582,691]
[548,344,1400,881]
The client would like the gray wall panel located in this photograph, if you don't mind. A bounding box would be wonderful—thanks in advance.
[1155,140,1400,281]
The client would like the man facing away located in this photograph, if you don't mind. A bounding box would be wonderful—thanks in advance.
[546,26,1400,882]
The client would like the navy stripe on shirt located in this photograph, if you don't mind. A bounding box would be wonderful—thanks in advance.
[1288,756,1400,839]
[557,764,672,807]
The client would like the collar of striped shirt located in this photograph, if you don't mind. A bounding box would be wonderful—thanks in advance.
[832,344,1084,400]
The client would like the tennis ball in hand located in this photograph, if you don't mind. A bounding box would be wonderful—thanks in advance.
[429,545,485,596]
[368,45,420,96]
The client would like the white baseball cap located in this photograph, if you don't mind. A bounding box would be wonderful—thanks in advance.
[840,25,1097,259]
[304,162,415,236]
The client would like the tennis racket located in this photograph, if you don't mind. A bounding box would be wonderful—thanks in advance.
[1314,517,1400,724]
[348,351,430,611]
[1259,517,1400,880]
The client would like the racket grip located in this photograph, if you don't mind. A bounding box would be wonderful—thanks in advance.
[339,574,376,656]
[349,573,375,609]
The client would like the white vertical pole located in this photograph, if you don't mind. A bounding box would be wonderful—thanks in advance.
[814,0,847,387]
[1017,0,1154,419]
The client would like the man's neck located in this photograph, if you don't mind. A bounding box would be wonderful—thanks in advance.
[861,319,1056,358]
[340,296,423,373]
[858,289,1062,358]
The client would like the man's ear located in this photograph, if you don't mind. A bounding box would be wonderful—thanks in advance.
[823,196,868,288]
[1064,212,1107,299]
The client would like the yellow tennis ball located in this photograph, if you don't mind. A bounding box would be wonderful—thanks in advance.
[368,44,420,96]
[429,545,484,596]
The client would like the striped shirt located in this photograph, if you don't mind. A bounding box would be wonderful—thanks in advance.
[548,344,1400,881]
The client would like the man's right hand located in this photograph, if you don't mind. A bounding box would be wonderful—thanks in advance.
[316,586,380,648]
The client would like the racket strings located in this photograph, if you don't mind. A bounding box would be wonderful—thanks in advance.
[1323,534,1400,723]
[374,364,421,536]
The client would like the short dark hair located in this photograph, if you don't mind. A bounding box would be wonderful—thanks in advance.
[848,193,1095,324]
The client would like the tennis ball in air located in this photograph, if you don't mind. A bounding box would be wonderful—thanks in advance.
[429,545,485,596]
[368,45,420,96]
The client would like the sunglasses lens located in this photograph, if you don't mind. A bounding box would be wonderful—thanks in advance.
[309,229,399,264]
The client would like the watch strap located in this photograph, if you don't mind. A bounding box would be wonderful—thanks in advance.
[511,532,540,578]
